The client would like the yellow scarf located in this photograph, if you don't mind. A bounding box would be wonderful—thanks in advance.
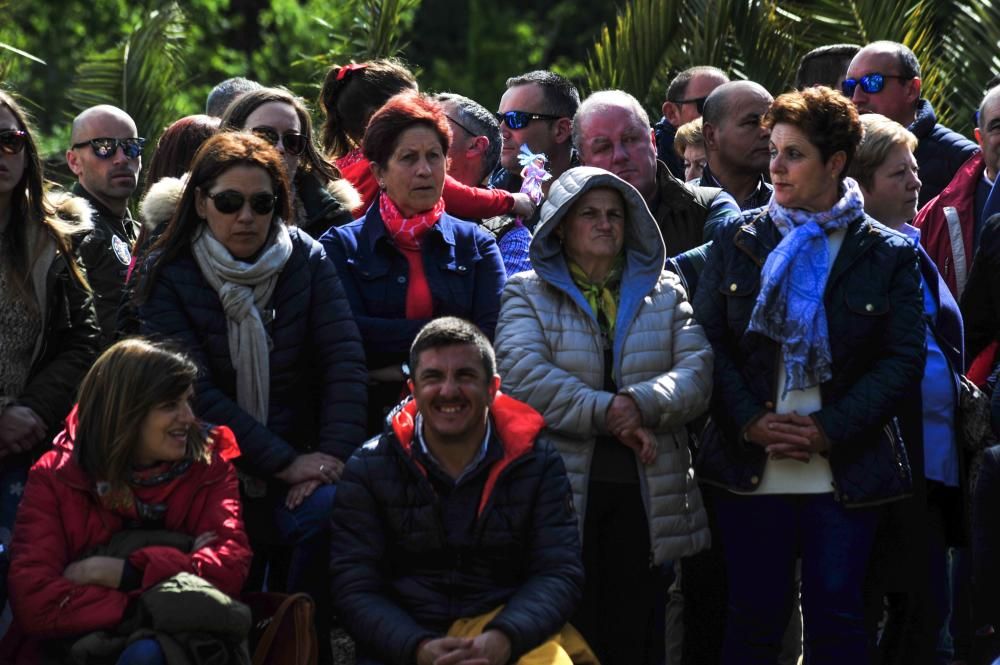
[568,254,625,338]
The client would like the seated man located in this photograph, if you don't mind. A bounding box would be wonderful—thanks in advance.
[329,317,585,665]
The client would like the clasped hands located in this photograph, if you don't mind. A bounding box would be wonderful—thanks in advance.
[416,629,511,665]
[745,412,830,462]
[606,395,656,465]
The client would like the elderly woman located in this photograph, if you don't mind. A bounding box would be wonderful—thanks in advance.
[494,165,712,665]
[322,93,507,433]
[221,87,361,238]
[851,113,967,664]
[136,132,366,663]
[1,339,251,665]
[693,87,924,664]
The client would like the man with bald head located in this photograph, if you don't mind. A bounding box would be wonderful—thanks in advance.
[66,105,143,347]
[699,81,774,210]
[655,66,730,178]
[846,41,977,206]
[574,89,738,257]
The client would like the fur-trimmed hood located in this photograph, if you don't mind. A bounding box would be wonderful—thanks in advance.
[45,190,94,236]
[325,176,362,215]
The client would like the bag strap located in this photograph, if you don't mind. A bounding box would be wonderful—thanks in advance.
[251,592,316,665]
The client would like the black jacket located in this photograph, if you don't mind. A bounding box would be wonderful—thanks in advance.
[693,210,925,506]
[972,445,1000,662]
[910,99,980,208]
[328,395,583,665]
[137,227,367,475]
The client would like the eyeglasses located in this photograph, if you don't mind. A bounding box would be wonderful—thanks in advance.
[445,114,477,138]
[71,137,146,159]
[0,129,27,155]
[205,190,277,215]
[251,127,308,156]
[841,73,913,97]
[494,110,561,130]
[669,96,708,115]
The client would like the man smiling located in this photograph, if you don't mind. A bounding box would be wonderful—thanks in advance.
[329,317,586,665]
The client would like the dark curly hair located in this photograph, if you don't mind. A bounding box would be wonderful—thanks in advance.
[763,86,862,177]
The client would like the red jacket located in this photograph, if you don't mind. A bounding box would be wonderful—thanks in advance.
[1,418,251,661]
[914,152,985,297]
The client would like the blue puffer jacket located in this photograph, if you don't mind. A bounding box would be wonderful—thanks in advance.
[692,209,926,506]
[910,99,980,207]
[320,201,506,369]
[138,226,368,475]
[329,395,583,665]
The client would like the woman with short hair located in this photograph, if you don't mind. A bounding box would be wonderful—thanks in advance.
[1,339,251,665]
[322,92,506,433]
[693,87,925,664]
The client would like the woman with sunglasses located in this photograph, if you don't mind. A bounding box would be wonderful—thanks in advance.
[693,87,925,664]
[220,87,361,239]
[0,339,252,665]
[319,59,536,221]
[136,131,367,664]
[322,92,506,433]
[0,90,99,591]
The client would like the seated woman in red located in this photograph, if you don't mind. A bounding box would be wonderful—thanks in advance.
[1,338,251,665]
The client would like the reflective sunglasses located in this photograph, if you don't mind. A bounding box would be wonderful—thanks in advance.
[71,137,145,159]
[669,95,709,115]
[206,190,277,215]
[841,73,912,97]
[494,110,561,130]
[251,126,308,156]
[0,129,27,155]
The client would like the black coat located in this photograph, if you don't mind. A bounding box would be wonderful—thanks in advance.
[328,396,583,665]
[693,210,925,506]
[138,227,367,475]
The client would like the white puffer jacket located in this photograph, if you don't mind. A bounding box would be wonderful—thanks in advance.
[495,167,712,564]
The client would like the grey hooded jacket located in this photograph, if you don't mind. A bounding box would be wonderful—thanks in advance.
[494,166,712,564]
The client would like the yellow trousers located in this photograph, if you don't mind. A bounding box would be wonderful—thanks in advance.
[447,606,600,665]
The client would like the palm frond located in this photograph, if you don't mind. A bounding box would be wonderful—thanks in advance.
[66,3,188,148]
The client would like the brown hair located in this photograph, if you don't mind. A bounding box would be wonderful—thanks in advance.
[674,117,705,157]
[143,114,220,198]
[363,93,451,168]
[221,87,339,183]
[139,131,292,301]
[75,338,209,490]
[764,86,862,177]
[0,91,88,295]
[318,58,418,158]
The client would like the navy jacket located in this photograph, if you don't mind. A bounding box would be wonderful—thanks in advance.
[693,210,925,506]
[910,99,980,207]
[320,202,506,369]
[329,395,583,665]
[138,227,367,475]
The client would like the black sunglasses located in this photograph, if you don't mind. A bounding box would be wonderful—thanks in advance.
[251,127,308,156]
[445,114,478,137]
[494,110,561,130]
[0,129,27,155]
[206,190,277,215]
[841,73,913,97]
[71,137,145,159]
[669,95,708,115]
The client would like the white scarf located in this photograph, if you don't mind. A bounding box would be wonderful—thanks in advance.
[191,222,293,423]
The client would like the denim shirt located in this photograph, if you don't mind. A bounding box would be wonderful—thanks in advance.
[321,202,506,367]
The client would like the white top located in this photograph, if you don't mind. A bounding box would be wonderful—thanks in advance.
[754,227,846,495]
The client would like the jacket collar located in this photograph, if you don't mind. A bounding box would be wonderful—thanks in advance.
[908,99,937,140]
[71,182,133,231]
[360,195,457,254]
[390,393,544,516]
[930,152,985,207]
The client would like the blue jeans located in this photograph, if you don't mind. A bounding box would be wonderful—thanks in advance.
[714,490,880,665]
[116,639,166,665]
[272,483,337,594]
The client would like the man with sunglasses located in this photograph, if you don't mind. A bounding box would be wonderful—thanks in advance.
[846,41,977,206]
[489,70,580,219]
[655,67,730,179]
[66,105,143,348]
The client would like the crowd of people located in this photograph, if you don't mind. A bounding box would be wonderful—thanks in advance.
[2,36,1000,665]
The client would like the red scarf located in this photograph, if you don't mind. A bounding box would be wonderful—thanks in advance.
[380,193,445,319]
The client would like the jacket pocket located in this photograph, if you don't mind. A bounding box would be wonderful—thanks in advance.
[718,271,758,332]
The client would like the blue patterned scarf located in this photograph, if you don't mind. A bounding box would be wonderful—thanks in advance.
[748,177,866,395]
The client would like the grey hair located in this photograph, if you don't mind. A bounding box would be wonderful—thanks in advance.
[435,92,503,181]
[572,89,650,151]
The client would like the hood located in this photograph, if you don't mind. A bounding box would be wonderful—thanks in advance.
[140,175,187,232]
[531,166,665,277]
[326,176,363,214]
[909,98,937,139]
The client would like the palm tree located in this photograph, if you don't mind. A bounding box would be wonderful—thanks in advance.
[586,0,1000,137]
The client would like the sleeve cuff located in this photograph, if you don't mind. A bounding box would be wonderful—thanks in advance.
[119,560,142,591]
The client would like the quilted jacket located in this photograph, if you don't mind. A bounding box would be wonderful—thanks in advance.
[328,395,583,665]
[137,226,367,476]
[494,166,713,564]
[692,208,925,506]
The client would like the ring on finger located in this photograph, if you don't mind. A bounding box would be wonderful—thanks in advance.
[319,464,327,473]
